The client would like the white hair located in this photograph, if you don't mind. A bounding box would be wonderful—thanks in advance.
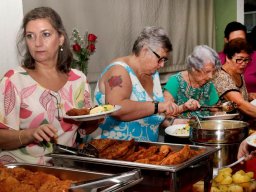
[186,45,221,71]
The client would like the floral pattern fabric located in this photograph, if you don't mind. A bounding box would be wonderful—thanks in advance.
[84,61,165,142]
[0,66,91,165]
[212,68,248,102]
[163,72,219,118]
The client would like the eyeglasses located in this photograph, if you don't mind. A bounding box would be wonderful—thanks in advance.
[232,57,251,64]
[148,47,168,64]
[50,92,63,121]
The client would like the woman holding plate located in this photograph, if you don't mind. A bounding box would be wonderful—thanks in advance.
[0,7,100,165]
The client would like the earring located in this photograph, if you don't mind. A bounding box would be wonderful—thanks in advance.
[60,45,64,52]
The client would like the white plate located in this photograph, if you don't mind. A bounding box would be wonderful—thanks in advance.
[251,99,256,106]
[63,105,121,121]
[165,124,190,138]
[199,113,239,120]
[246,134,256,147]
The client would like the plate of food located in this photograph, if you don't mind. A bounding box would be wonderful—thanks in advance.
[246,134,256,147]
[165,124,190,138]
[64,105,121,121]
[251,99,256,106]
[199,113,239,120]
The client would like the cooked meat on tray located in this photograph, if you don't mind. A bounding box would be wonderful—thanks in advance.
[161,144,191,165]
[99,139,135,159]
[88,138,204,166]
[89,138,117,152]
[0,165,73,192]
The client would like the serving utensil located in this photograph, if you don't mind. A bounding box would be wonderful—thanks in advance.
[189,115,203,129]
[53,143,99,158]
[200,101,237,112]
[218,151,256,171]
[219,155,246,170]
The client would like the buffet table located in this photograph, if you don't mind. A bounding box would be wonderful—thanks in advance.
[50,140,218,192]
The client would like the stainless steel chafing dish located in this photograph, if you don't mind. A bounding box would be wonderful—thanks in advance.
[50,141,219,192]
[4,163,143,192]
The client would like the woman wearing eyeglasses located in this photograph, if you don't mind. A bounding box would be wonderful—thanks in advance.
[163,45,221,118]
[212,38,256,118]
[83,26,182,142]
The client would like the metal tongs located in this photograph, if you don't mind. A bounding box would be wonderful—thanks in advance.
[53,143,99,158]
[200,101,237,112]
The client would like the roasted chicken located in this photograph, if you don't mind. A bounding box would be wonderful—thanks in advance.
[0,166,72,192]
[87,139,204,166]
[89,138,117,152]
[100,139,135,159]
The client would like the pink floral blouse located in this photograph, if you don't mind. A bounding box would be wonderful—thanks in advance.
[0,66,91,164]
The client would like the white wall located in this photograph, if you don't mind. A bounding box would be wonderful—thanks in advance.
[0,0,23,77]
[237,0,244,23]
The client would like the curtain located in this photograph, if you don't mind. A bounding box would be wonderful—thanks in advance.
[22,0,215,84]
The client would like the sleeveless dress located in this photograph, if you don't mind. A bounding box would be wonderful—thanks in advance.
[84,61,165,142]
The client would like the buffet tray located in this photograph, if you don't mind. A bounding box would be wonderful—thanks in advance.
[4,163,143,192]
[51,141,218,172]
[50,141,219,192]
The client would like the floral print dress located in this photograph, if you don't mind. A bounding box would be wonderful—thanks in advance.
[0,66,91,165]
[212,68,248,101]
[86,61,165,142]
[164,72,219,118]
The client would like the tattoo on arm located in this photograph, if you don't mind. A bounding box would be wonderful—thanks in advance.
[107,75,123,90]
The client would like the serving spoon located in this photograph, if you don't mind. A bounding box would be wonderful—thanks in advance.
[200,101,237,112]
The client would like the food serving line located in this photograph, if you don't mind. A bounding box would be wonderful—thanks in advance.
[3,102,253,192]
[50,141,218,192]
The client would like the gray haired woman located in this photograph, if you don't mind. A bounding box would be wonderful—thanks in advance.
[82,26,181,143]
[163,45,221,118]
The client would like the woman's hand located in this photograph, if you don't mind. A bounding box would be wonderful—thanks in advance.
[249,92,256,101]
[78,118,105,135]
[237,139,249,160]
[158,100,180,116]
[28,124,58,143]
[183,99,200,111]
[237,138,256,161]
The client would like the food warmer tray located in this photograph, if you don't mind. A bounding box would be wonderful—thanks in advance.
[50,141,219,192]
[4,163,143,192]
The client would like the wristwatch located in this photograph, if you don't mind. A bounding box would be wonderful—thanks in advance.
[153,101,159,114]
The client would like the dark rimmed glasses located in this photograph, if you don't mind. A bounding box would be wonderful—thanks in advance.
[232,57,251,64]
[148,47,168,64]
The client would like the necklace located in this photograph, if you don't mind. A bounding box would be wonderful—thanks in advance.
[182,72,208,118]
[185,72,204,101]
[49,91,63,121]
[185,72,193,99]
